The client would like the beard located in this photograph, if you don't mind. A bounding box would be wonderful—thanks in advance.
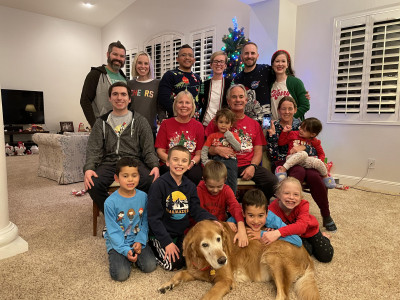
[244,58,257,68]
[107,57,125,72]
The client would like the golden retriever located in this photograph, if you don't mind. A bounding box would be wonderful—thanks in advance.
[158,220,319,300]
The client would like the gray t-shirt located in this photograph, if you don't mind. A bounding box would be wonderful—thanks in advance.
[107,111,133,135]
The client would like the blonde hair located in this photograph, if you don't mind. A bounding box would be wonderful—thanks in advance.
[276,177,303,198]
[210,51,228,64]
[131,51,155,79]
[173,90,196,118]
[203,161,227,181]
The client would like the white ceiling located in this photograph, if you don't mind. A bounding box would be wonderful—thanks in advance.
[0,0,319,28]
[0,0,137,28]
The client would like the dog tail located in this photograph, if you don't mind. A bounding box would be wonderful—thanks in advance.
[294,263,320,300]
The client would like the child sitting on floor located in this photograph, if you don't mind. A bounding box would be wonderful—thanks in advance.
[147,145,217,271]
[265,177,334,262]
[276,117,336,188]
[228,188,302,247]
[104,157,157,282]
[197,161,248,247]
[201,108,241,194]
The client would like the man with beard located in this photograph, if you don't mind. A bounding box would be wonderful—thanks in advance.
[80,41,127,127]
[234,42,274,124]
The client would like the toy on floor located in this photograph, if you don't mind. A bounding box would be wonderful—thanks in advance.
[15,142,26,155]
[5,143,15,156]
[71,189,86,196]
[30,145,39,154]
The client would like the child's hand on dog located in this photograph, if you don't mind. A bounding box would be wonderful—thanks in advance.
[246,228,261,240]
[127,250,138,263]
[261,230,281,245]
[165,243,180,262]
[234,221,249,248]
[227,222,238,232]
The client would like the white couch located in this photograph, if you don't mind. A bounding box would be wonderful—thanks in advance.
[32,132,90,184]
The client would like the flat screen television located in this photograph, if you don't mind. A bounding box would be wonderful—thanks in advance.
[1,89,45,125]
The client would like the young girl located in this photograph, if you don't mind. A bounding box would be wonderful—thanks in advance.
[263,177,334,263]
[201,108,241,194]
[275,117,336,189]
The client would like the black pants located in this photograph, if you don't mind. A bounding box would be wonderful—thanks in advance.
[87,163,154,213]
[237,164,278,200]
[302,230,334,263]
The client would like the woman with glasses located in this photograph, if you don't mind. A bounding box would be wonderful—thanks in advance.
[199,51,232,126]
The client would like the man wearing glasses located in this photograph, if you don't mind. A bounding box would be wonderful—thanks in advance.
[198,51,232,126]
[158,44,201,119]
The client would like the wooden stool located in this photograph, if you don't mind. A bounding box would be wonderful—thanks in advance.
[236,178,256,202]
[92,181,120,236]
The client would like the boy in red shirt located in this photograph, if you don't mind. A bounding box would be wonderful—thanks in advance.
[197,161,248,247]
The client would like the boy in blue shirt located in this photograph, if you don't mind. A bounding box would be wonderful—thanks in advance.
[228,189,302,247]
[104,157,157,282]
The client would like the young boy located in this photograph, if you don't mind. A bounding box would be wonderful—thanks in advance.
[147,145,217,271]
[104,157,157,282]
[201,108,241,193]
[197,161,248,247]
[228,189,302,247]
[275,117,336,188]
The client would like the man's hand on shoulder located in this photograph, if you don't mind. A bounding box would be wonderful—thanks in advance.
[84,170,98,190]
[150,167,160,182]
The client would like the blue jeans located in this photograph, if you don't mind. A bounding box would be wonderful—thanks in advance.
[212,156,238,194]
[108,243,157,281]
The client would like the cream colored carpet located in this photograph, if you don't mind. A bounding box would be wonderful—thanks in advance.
[1,155,399,299]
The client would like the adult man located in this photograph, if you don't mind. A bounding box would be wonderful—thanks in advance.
[205,84,278,201]
[80,41,127,127]
[234,42,274,123]
[158,44,201,118]
[84,82,159,213]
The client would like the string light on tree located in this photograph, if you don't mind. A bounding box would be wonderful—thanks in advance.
[222,17,249,80]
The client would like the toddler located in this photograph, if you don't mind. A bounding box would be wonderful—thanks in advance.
[276,117,336,188]
[201,108,241,194]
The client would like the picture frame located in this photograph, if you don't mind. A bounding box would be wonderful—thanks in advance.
[60,121,74,133]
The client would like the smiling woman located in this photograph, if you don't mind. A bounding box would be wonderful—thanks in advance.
[155,90,204,185]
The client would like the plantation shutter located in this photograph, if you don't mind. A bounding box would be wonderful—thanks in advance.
[191,28,215,80]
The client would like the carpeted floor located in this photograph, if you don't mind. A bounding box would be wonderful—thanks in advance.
[1,155,399,299]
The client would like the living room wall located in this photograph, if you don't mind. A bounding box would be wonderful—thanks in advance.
[0,5,102,133]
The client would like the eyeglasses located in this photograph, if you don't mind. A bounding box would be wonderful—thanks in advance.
[212,60,226,65]
[179,53,194,58]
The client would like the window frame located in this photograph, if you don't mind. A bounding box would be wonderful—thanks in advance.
[190,27,216,80]
[328,5,400,125]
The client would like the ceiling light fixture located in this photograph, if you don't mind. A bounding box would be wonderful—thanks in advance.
[82,2,94,8]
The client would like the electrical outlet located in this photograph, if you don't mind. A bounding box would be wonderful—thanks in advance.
[368,158,376,169]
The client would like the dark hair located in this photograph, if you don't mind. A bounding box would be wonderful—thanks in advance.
[277,96,297,110]
[115,157,139,175]
[107,40,126,54]
[214,108,236,126]
[271,50,295,76]
[178,44,193,54]
[241,41,258,51]
[300,117,322,136]
[203,161,227,181]
[108,81,131,98]
[242,189,268,212]
[167,145,191,161]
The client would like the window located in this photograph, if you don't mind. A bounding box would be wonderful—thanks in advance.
[328,6,400,125]
[144,33,183,79]
[124,48,138,80]
[191,28,215,80]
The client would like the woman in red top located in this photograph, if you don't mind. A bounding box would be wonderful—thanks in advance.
[264,177,334,263]
[155,90,204,185]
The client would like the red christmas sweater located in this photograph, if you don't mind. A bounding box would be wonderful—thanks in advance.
[197,181,244,223]
[268,199,319,238]
[278,130,325,161]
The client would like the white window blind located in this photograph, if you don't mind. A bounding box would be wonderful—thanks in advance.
[124,48,138,80]
[191,28,215,80]
[144,33,183,79]
[329,6,400,125]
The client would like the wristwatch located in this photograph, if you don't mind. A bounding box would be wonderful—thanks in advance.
[250,163,258,170]
[191,159,197,165]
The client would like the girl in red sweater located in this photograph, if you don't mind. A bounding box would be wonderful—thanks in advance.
[264,177,334,262]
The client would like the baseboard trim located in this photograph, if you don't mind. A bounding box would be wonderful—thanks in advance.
[332,173,400,194]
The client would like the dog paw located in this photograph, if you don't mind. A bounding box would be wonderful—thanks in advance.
[158,283,174,294]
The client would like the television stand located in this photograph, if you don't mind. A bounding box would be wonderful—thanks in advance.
[4,130,49,145]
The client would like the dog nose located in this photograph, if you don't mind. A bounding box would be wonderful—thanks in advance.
[217,256,227,265]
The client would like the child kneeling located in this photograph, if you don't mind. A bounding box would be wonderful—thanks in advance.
[104,157,157,282]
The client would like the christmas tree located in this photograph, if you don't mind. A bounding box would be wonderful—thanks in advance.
[222,17,249,80]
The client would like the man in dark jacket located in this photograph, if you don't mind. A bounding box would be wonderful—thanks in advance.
[80,41,127,127]
[84,82,159,213]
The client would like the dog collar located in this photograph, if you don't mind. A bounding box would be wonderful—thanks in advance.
[192,261,211,272]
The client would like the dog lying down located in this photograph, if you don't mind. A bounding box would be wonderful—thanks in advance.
[159,220,320,300]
